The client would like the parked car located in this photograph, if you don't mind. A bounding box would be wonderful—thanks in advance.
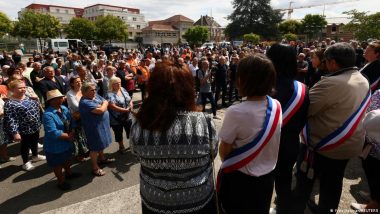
[100,44,122,56]
[200,42,214,50]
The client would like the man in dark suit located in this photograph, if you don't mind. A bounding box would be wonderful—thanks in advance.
[39,66,66,101]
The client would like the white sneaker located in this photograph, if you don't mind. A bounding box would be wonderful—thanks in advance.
[22,161,35,171]
[32,155,46,162]
[38,143,43,148]
[350,202,366,211]
[269,207,277,214]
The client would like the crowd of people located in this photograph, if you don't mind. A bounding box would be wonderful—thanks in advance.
[0,38,379,213]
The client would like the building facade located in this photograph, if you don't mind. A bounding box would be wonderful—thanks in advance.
[142,15,194,45]
[324,23,354,42]
[20,3,84,24]
[193,15,225,42]
[83,4,147,40]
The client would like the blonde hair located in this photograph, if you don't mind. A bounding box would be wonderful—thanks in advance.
[8,80,25,90]
[109,77,121,91]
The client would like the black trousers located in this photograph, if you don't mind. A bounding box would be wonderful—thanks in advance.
[293,145,349,214]
[228,83,238,103]
[20,131,40,163]
[220,170,274,214]
[201,92,217,116]
[215,83,227,105]
[274,148,299,214]
[362,155,380,202]
[111,124,130,142]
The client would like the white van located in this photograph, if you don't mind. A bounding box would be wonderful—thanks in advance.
[46,39,87,54]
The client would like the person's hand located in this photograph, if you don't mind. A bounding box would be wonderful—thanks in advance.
[68,132,75,141]
[13,133,21,142]
[124,107,131,113]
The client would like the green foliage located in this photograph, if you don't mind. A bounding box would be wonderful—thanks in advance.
[344,10,380,41]
[0,12,13,37]
[243,33,260,44]
[278,20,301,35]
[65,17,95,40]
[183,26,209,46]
[95,15,128,42]
[13,10,61,39]
[300,14,327,40]
[282,33,298,41]
[226,0,283,39]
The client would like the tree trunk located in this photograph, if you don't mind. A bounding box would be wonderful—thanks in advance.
[38,37,43,53]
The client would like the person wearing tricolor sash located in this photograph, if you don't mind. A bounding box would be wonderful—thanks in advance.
[293,43,370,214]
[267,43,309,214]
[218,54,282,213]
[360,40,380,93]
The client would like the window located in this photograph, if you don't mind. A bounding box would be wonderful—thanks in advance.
[137,25,140,29]
[65,10,69,14]
[58,42,68,47]
[54,42,58,47]
[56,9,60,13]
[133,17,137,21]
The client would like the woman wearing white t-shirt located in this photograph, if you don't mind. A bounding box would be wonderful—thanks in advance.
[218,54,282,213]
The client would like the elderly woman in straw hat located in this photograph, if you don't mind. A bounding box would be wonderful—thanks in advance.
[43,89,80,190]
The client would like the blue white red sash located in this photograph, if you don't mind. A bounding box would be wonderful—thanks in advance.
[370,77,380,93]
[220,96,282,173]
[301,90,371,151]
[282,81,306,127]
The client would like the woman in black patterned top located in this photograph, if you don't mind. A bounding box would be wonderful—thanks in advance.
[130,61,218,214]
[4,80,44,171]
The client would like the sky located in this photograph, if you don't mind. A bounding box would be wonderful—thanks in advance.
[0,0,379,26]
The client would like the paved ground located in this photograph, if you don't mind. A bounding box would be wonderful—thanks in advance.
[0,90,372,214]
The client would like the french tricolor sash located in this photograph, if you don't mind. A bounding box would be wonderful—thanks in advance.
[220,96,282,173]
[282,81,306,126]
[300,90,371,178]
[370,77,380,93]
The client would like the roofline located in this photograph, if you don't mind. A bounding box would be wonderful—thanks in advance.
[84,4,139,13]
[25,3,84,11]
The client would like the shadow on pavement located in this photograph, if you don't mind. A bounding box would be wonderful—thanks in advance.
[104,148,138,182]
[12,163,51,183]
[0,162,95,213]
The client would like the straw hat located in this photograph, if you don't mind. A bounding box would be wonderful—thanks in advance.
[364,110,380,143]
[46,89,65,102]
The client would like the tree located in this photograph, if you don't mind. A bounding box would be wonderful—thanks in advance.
[0,12,13,38]
[344,10,380,41]
[278,19,301,35]
[300,14,327,40]
[65,17,96,40]
[95,15,128,43]
[225,0,283,40]
[13,11,61,51]
[243,33,260,44]
[183,26,209,47]
[283,33,298,42]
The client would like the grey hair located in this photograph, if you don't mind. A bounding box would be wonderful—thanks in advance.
[108,76,121,91]
[324,42,356,68]
[81,81,96,93]
[43,66,54,72]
